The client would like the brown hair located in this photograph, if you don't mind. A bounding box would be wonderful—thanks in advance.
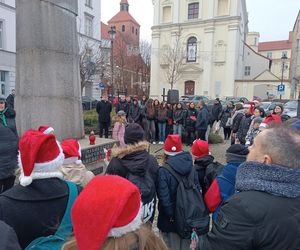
[61,225,167,250]
[146,99,155,118]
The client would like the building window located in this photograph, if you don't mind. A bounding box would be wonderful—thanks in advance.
[282,51,288,57]
[188,3,199,19]
[136,28,138,35]
[244,66,251,76]
[132,27,134,33]
[0,21,3,49]
[84,14,93,37]
[254,37,257,46]
[0,71,5,95]
[218,0,228,16]
[85,0,92,8]
[187,37,197,62]
[266,52,272,59]
[122,25,125,32]
[163,6,172,23]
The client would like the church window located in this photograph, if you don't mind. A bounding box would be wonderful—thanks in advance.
[163,6,172,23]
[122,25,125,32]
[187,37,197,62]
[188,3,199,19]
[218,0,229,16]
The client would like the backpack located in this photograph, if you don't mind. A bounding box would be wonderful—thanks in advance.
[164,165,209,239]
[204,162,224,193]
[25,181,78,250]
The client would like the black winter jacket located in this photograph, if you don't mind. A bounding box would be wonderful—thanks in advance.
[0,108,18,179]
[96,100,112,123]
[157,152,201,233]
[236,114,252,144]
[5,94,14,110]
[185,108,198,131]
[173,109,185,125]
[116,100,129,115]
[196,106,210,130]
[194,155,215,194]
[129,103,141,123]
[211,103,222,122]
[220,107,234,128]
[231,110,244,133]
[0,178,81,249]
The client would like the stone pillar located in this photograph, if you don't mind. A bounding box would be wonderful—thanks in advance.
[15,0,84,140]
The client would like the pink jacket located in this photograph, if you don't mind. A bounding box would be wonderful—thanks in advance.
[112,122,126,147]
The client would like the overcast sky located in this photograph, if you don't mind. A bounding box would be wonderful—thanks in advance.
[101,0,300,42]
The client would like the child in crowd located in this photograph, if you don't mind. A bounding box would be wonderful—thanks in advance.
[245,117,263,147]
[112,110,127,147]
[60,139,94,187]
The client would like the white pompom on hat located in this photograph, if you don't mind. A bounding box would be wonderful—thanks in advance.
[38,125,54,134]
[164,134,183,156]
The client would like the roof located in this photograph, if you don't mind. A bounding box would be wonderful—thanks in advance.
[258,40,292,51]
[108,11,140,27]
[101,22,110,40]
[244,42,271,62]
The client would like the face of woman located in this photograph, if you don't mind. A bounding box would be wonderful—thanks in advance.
[254,109,261,117]
[274,106,282,114]
[190,103,195,108]
[177,104,182,109]
[0,101,5,112]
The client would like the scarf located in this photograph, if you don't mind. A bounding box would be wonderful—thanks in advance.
[0,108,8,127]
[236,161,300,198]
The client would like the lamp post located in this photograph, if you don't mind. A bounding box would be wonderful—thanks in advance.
[297,91,300,119]
[108,26,116,97]
[280,54,288,100]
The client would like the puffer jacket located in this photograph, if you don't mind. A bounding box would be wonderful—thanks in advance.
[0,108,18,179]
[157,152,201,233]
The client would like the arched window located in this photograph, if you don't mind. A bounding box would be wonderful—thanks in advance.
[185,81,195,95]
[122,25,125,32]
[187,37,197,62]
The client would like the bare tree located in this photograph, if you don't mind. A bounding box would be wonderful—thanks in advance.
[161,32,185,90]
[79,36,110,92]
[140,40,151,83]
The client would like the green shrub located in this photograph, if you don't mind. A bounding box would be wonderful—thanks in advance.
[208,132,224,144]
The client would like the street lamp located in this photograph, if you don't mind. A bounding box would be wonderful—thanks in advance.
[108,26,116,96]
[280,54,288,100]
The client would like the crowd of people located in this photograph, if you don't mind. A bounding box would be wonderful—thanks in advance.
[0,91,300,250]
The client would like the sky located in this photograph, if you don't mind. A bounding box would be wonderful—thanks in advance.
[101,0,300,42]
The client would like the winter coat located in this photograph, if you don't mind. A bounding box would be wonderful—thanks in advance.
[96,100,112,123]
[220,107,234,128]
[5,94,14,110]
[116,100,129,115]
[0,178,81,249]
[112,122,126,147]
[60,163,94,187]
[231,110,244,133]
[194,155,215,194]
[157,152,201,233]
[129,103,141,123]
[106,142,159,223]
[185,108,198,131]
[237,114,252,144]
[204,161,242,221]
[211,103,222,122]
[0,220,21,250]
[157,107,168,123]
[200,161,300,250]
[0,108,18,180]
[196,105,210,130]
[173,108,184,125]
[139,100,147,118]
[245,127,260,147]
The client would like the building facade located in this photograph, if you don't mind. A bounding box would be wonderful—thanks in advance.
[0,0,15,97]
[150,0,248,100]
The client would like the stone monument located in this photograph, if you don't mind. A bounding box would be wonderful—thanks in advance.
[15,0,84,140]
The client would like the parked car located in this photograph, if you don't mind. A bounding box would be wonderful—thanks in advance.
[260,102,272,113]
[283,100,298,118]
[179,95,209,105]
[82,96,98,110]
[263,102,284,115]
[224,96,248,104]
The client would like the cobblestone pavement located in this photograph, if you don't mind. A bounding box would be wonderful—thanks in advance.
[149,139,231,165]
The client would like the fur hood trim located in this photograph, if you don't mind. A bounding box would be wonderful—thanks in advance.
[111,141,149,159]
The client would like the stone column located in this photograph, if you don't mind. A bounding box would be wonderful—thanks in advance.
[15,0,84,140]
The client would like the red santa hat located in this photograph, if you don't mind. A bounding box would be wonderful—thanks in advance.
[61,139,82,165]
[18,129,64,187]
[164,134,183,156]
[72,175,142,250]
[192,139,209,160]
[38,125,54,134]
[260,114,282,128]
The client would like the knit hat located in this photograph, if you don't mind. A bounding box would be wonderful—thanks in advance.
[38,125,54,134]
[124,123,144,145]
[72,175,142,250]
[0,95,6,102]
[18,129,64,187]
[164,134,183,156]
[253,117,263,124]
[226,144,249,163]
[61,139,82,165]
[192,139,209,160]
[260,114,282,128]
[117,110,126,116]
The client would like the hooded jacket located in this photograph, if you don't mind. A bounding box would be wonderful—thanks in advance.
[194,155,215,194]
[0,108,18,179]
[157,152,201,233]
[105,142,159,223]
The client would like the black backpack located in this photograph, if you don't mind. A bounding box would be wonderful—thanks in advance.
[204,161,224,193]
[164,165,209,239]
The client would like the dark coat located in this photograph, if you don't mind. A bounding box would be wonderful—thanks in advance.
[129,103,141,123]
[185,108,198,131]
[0,221,21,250]
[0,178,81,249]
[5,94,14,110]
[236,114,252,144]
[157,107,168,123]
[196,105,210,130]
[231,110,244,133]
[96,100,112,123]
[211,102,222,122]
[194,155,215,194]
[157,152,201,233]
[116,100,129,115]
[0,108,18,179]
[173,108,184,125]
[220,107,234,128]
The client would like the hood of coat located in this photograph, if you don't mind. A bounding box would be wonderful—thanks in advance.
[111,141,150,176]
[166,151,193,176]
[194,155,215,170]
[3,108,15,119]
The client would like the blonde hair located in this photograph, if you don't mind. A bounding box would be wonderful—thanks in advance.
[62,225,167,250]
